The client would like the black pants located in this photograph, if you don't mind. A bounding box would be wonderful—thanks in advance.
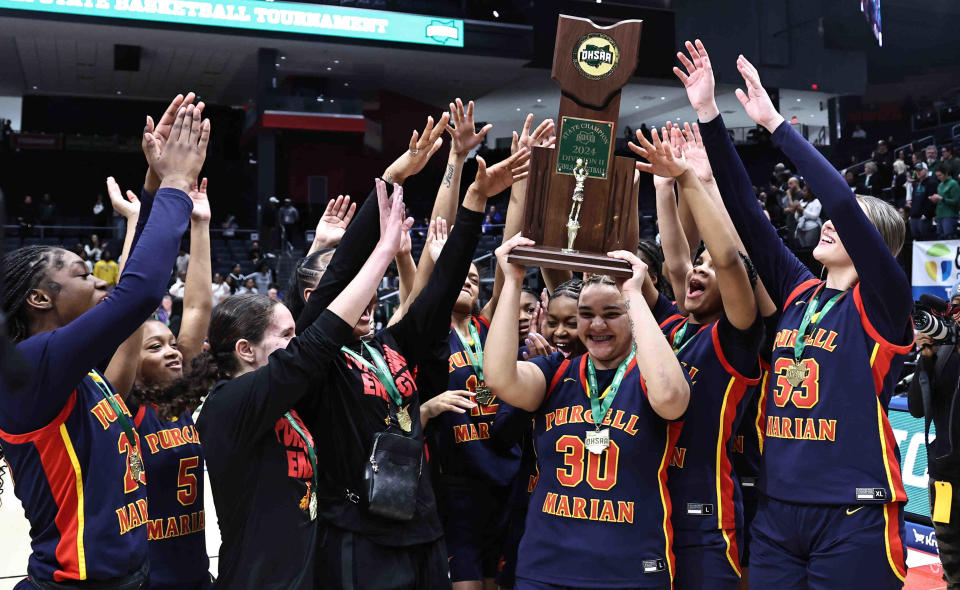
[931,480,960,589]
[316,525,451,590]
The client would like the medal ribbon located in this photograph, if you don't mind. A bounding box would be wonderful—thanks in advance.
[284,412,318,493]
[671,320,701,356]
[88,371,140,454]
[585,349,636,431]
[452,321,484,383]
[794,284,846,361]
[341,343,404,408]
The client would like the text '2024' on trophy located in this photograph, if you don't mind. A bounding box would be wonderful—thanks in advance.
[508,15,642,277]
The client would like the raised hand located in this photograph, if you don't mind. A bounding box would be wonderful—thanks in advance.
[673,40,719,122]
[145,104,211,193]
[471,148,531,198]
[495,232,535,284]
[426,216,449,262]
[513,113,556,154]
[383,112,451,184]
[189,178,211,223]
[629,127,690,179]
[735,54,785,133]
[678,122,714,183]
[374,178,412,255]
[446,98,492,157]
[315,194,356,249]
[522,332,556,360]
[606,250,649,294]
[105,176,140,220]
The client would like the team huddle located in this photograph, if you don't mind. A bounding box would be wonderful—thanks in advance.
[0,40,912,590]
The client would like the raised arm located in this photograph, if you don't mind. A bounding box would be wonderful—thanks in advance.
[634,128,758,329]
[735,54,911,339]
[608,250,690,420]
[14,106,206,430]
[483,235,549,412]
[651,174,691,312]
[393,149,531,362]
[177,177,213,365]
[480,114,555,319]
[296,113,448,333]
[671,40,812,306]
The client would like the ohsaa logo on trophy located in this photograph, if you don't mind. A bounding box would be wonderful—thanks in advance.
[573,33,620,79]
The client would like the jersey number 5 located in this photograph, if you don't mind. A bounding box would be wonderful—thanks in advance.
[772,357,821,409]
[555,435,619,491]
[177,456,200,506]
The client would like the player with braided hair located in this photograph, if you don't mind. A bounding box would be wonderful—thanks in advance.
[0,97,207,589]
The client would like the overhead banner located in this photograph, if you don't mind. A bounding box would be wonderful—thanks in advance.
[0,0,464,47]
[912,239,960,300]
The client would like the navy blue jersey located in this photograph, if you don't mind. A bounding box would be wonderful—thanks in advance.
[518,352,683,588]
[762,280,911,505]
[130,401,209,590]
[0,372,148,583]
[431,316,521,486]
[655,308,761,538]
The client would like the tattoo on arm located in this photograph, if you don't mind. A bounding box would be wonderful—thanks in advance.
[624,297,636,337]
[443,164,455,188]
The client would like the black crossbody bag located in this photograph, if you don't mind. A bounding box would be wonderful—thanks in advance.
[363,429,423,521]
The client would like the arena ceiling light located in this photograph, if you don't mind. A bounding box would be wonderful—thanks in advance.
[0,0,464,47]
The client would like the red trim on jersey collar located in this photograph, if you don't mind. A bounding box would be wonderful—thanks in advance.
[0,390,77,443]
[474,315,490,329]
[578,354,638,400]
[711,323,761,384]
[544,359,571,401]
[659,313,685,330]
[784,278,822,308]
[133,405,147,429]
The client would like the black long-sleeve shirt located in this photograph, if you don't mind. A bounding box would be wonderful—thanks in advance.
[197,311,354,590]
[908,346,960,481]
[308,204,484,546]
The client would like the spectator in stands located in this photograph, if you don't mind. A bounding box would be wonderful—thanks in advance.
[17,195,36,233]
[236,277,258,295]
[92,193,111,227]
[84,234,102,262]
[153,295,173,326]
[844,170,858,192]
[859,161,879,196]
[169,271,187,298]
[908,163,938,240]
[279,198,300,248]
[757,191,772,221]
[794,185,822,247]
[72,243,93,273]
[266,285,279,300]
[175,247,190,277]
[261,196,279,250]
[211,272,230,305]
[780,176,801,235]
[892,159,909,208]
[872,139,894,178]
[228,263,245,288]
[223,273,238,295]
[38,193,55,225]
[851,124,867,139]
[942,145,960,179]
[926,145,942,175]
[247,262,274,294]
[487,204,504,224]
[931,168,960,239]
[249,240,263,264]
[93,248,119,289]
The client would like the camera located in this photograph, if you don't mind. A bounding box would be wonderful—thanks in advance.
[914,294,958,345]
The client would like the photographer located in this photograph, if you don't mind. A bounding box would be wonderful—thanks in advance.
[909,291,960,589]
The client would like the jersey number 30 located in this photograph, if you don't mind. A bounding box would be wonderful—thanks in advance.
[772,357,821,409]
[555,435,619,491]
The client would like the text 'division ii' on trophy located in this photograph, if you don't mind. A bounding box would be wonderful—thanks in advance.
[508,15,642,277]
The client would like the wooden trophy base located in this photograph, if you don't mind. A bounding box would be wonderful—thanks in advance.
[508,245,631,277]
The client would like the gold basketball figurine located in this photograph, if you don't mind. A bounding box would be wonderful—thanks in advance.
[564,158,588,252]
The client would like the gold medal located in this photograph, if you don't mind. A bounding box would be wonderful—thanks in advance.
[397,406,413,433]
[475,384,494,406]
[129,450,144,482]
[785,361,807,388]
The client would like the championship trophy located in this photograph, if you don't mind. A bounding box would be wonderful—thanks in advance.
[508,15,642,277]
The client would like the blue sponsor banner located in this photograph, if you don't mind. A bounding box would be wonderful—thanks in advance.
[913,240,960,300]
[889,397,933,525]
[0,0,464,47]
[906,521,938,554]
